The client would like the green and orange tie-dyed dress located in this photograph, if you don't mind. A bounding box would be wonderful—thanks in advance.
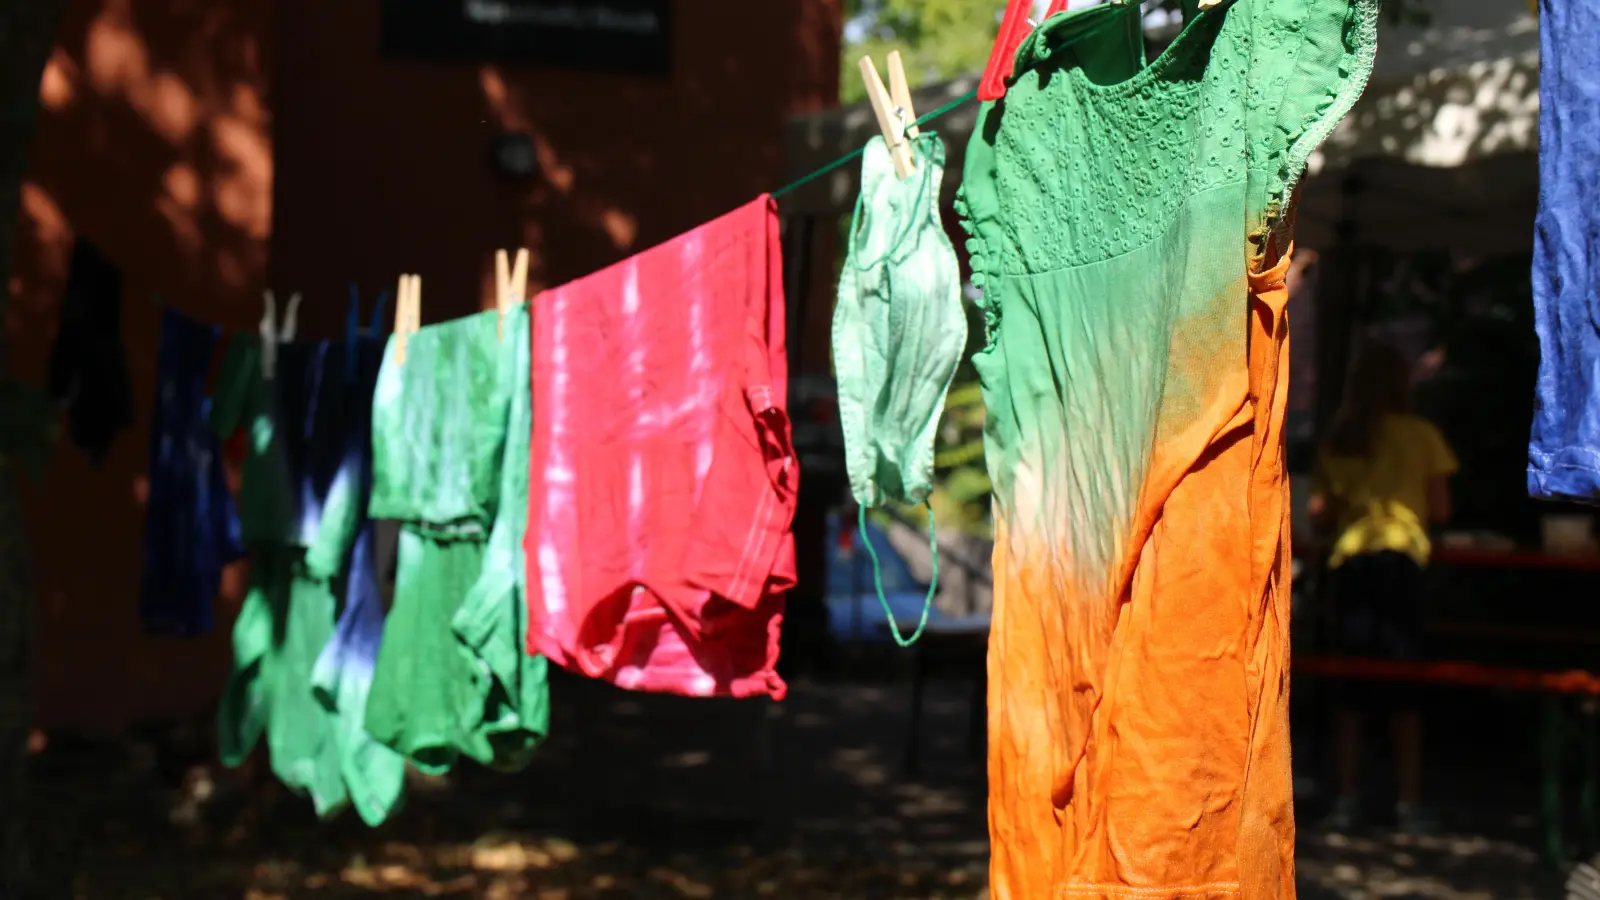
[955,1,1377,897]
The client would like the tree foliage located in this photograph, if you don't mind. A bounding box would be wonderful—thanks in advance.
[840,0,1015,104]
[839,0,1216,103]
[842,0,1438,103]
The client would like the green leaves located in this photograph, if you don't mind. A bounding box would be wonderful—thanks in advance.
[840,1,1213,105]
[841,0,1008,104]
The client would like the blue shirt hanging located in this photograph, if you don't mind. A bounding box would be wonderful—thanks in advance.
[140,308,244,636]
[1529,0,1600,502]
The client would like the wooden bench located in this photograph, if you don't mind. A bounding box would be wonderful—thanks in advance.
[1295,655,1599,865]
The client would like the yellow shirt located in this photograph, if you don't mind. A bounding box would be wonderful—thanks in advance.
[1316,414,1458,568]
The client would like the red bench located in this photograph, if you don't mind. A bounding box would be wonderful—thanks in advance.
[1296,654,1599,865]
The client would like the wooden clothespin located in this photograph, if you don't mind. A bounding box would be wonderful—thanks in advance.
[493,248,529,341]
[858,53,917,179]
[886,51,920,142]
[259,289,301,381]
[394,274,421,366]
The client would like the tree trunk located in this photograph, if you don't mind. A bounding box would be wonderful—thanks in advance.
[0,3,72,895]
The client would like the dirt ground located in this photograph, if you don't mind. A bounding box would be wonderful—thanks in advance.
[25,667,1573,899]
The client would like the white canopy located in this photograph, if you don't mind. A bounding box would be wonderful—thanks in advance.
[782,1,1539,254]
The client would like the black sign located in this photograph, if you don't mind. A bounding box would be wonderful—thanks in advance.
[379,0,674,75]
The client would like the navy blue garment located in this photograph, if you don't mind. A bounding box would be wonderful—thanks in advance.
[269,284,389,548]
[49,238,133,463]
[308,297,406,827]
[1529,0,1600,502]
[314,519,386,688]
[140,308,244,636]
[308,299,388,661]
[274,340,345,548]
[307,292,389,705]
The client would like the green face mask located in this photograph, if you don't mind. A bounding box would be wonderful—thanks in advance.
[832,133,966,645]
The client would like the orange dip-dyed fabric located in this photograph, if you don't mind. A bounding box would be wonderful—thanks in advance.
[955,1,1377,897]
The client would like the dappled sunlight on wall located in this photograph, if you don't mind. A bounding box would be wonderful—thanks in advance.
[270,0,841,327]
[34,0,274,296]
[11,0,273,731]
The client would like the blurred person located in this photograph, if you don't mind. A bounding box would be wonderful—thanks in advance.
[1308,341,1457,834]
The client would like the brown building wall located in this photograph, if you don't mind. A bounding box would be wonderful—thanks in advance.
[271,0,843,333]
[10,0,840,732]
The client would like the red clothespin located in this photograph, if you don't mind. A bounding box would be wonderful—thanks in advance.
[979,0,1072,102]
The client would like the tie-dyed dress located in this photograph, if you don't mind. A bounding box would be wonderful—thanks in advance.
[955,2,1377,897]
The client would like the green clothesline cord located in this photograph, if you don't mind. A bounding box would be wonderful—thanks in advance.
[772,88,980,200]
[858,504,940,647]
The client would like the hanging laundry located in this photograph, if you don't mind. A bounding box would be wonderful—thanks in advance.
[832,132,965,644]
[524,196,797,700]
[312,522,406,823]
[451,303,549,771]
[48,237,134,463]
[212,334,346,818]
[954,2,1376,898]
[139,308,243,636]
[210,334,295,544]
[1528,0,1600,502]
[365,304,548,773]
[306,300,407,826]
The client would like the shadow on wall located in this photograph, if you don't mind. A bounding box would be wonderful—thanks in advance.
[11,0,276,732]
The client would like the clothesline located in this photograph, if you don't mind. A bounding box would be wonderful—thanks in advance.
[124,81,974,337]
[60,88,979,352]
[771,89,980,200]
[23,86,988,475]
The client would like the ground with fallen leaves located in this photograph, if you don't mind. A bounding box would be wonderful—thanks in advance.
[24,667,1576,898]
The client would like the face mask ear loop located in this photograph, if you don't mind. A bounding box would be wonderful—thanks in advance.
[858,504,939,648]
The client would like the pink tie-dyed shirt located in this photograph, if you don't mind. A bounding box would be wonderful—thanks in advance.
[524,196,797,700]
